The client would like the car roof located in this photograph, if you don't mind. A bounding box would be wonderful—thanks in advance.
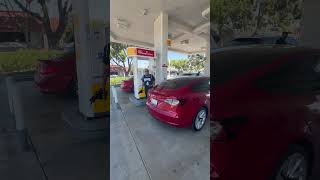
[233,35,296,40]
[171,76,209,81]
[211,45,318,56]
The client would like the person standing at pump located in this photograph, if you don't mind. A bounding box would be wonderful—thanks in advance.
[276,32,289,45]
[141,69,155,98]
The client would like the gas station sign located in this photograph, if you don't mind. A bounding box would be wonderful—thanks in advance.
[127,47,155,58]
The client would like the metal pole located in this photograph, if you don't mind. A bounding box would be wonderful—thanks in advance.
[11,81,29,151]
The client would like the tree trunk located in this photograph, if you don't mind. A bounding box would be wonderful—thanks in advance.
[47,32,63,49]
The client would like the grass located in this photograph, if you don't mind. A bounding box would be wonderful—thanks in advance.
[0,49,63,73]
[110,76,129,86]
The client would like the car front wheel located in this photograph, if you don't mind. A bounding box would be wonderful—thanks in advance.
[192,107,207,131]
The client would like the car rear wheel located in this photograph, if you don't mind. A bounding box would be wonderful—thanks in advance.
[192,107,207,131]
[273,145,310,180]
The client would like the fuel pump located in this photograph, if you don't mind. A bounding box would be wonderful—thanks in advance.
[72,0,109,119]
[127,47,156,99]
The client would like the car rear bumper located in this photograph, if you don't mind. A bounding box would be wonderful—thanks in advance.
[120,85,133,92]
[34,73,72,93]
[146,101,190,128]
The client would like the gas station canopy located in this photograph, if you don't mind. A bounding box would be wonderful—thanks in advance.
[110,0,210,54]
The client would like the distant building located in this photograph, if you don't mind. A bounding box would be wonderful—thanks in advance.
[0,11,73,49]
[0,11,44,48]
[110,65,127,76]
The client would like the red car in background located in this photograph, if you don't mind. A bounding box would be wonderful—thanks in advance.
[147,76,210,131]
[211,46,320,179]
[34,53,77,96]
[120,77,134,92]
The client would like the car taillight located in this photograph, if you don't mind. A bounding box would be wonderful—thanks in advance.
[164,99,179,106]
[164,99,180,106]
[163,98,186,106]
[211,116,247,143]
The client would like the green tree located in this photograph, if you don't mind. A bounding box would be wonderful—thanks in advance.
[211,0,256,46]
[187,54,206,72]
[170,59,188,71]
[11,0,72,48]
[170,54,206,72]
[110,42,132,76]
[211,0,304,45]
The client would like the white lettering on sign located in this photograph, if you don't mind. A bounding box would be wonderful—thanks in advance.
[136,48,155,57]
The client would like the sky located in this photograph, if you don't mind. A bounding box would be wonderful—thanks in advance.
[168,51,188,61]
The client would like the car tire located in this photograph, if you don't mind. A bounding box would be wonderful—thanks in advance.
[271,144,310,180]
[192,107,207,131]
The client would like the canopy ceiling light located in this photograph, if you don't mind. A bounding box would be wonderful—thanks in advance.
[141,9,148,16]
[180,39,189,45]
[115,18,130,29]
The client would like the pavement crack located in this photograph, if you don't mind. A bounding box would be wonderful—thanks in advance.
[119,107,153,180]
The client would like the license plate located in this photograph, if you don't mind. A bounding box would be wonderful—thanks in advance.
[151,98,158,106]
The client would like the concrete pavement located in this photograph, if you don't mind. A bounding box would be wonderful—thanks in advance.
[0,75,107,180]
[110,87,210,180]
[0,74,14,129]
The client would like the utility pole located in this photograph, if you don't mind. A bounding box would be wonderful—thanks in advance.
[25,0,31,48]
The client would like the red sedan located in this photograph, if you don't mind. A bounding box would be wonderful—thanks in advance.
[211,46,320,179]
[146,76,210,131]
[120,77,134,92]
[34,53,77,95]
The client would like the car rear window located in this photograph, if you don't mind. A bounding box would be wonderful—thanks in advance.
[158,78,195,89]
[213,51,281,85]
[225,38,263,46]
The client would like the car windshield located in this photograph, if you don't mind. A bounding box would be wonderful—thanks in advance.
[158,78,195,89]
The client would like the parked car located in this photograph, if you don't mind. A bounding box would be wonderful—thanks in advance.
[146,76,210,131]
[34,52,77,96]
[120,77,134,92]
[224,36,298,47]
[211,46,320,179]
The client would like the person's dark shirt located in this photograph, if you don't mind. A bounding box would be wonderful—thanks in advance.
[141,74,155,88]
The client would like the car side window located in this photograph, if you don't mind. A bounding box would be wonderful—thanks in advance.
[255,55,320,95]
[191,80,210,92]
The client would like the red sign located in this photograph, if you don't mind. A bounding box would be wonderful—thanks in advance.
[136,48,155,57]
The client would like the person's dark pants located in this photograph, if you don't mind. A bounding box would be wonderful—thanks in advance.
[144,86,152,98]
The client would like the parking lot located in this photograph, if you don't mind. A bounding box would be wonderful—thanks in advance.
[110,86,210,180]
[0,74,107,180]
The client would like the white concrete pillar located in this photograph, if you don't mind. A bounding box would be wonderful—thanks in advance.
[204,40,210,76]
[300,0,320,48]
[72,0,108,118]
[43,33,49,50]
[154,12,168,84]
[72,0,93,117]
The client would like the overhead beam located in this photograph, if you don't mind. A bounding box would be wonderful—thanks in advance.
[110,31,199,54]
[193,22,210,34]
[170,20,209,42]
